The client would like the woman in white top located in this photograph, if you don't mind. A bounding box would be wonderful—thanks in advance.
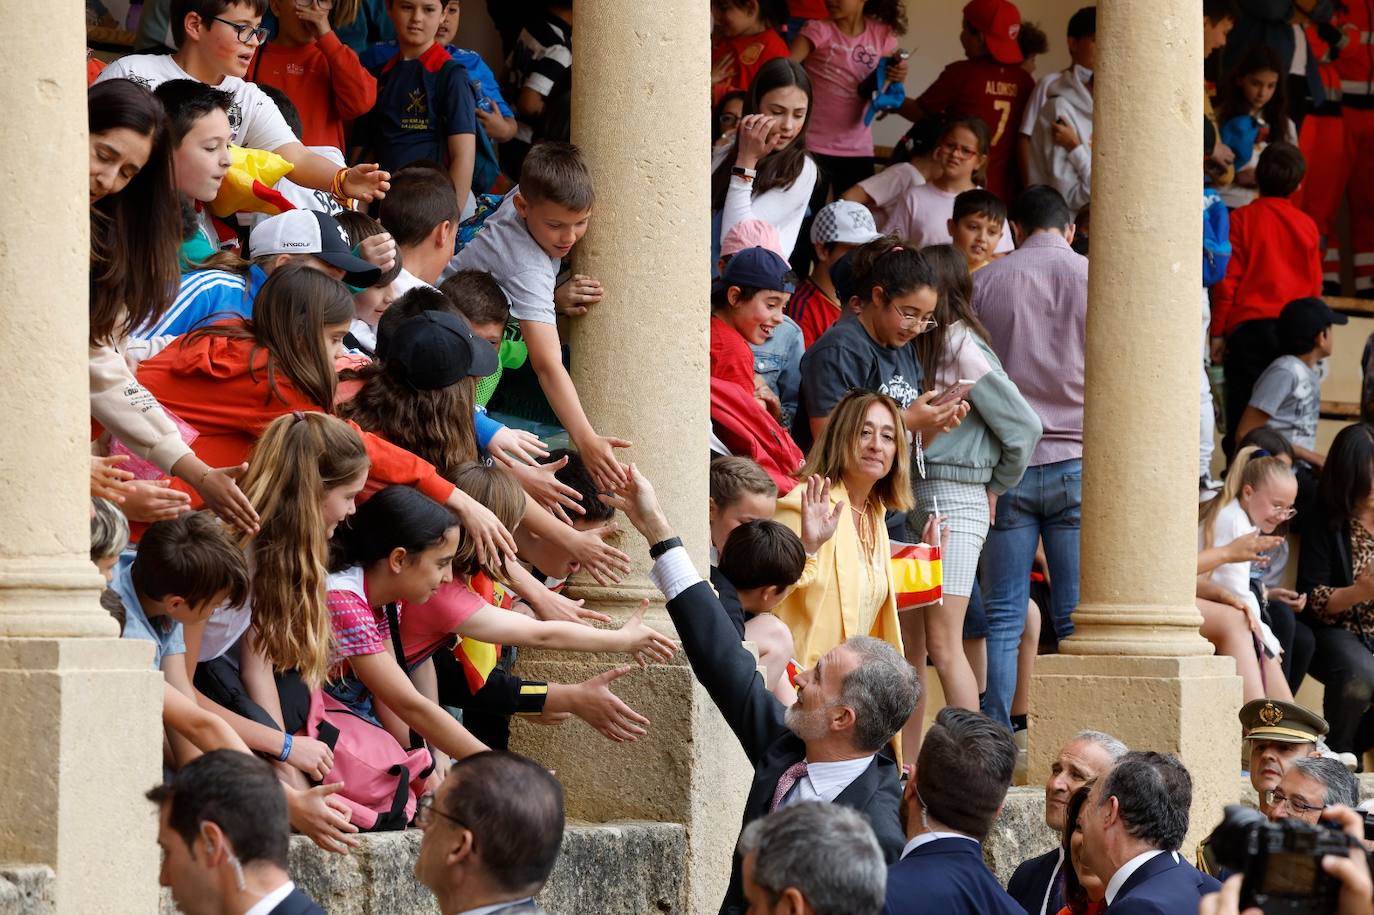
[712,58,818,265]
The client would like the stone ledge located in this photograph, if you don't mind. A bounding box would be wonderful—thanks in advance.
[0,866,54,915]
[158,820,685,915]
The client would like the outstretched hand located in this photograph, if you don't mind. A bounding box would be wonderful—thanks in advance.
[90,454,135,503]
[574,665,651,742]
[599,463,671,545]
[799,474,843,554]
[619,599,679,667]
[289,783,360,855]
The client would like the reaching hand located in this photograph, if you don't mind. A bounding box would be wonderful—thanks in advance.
[342,163,391,202]
[119,478,194,523]
[599,464,670,544]
[287,733,335,782]
[289,783,360,855]
[504,456,585,522]
[90,454,135,503]
[618,599,679,666]
[487,426,548,466]
[578,435,632,492]
[573,666,651,742]
[451,493,518,565]
[799,474,843,554]
[192,462,259,534]
[565,523,632,585]
[553,274,604,317]
[528,586,612,625]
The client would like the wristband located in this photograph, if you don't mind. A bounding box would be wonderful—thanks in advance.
[731,165,757,180]
[278,732,293,762]
[513,682,550,716]
[649,536,683,560]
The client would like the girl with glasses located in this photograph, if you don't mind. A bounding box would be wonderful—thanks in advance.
[1197,444,1298,703]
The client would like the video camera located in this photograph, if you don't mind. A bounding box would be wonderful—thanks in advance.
[1204,804,1360,914]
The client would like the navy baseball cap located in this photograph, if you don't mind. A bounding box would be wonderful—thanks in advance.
[1277,297,1346,351]
[380,311,499,391]
[712,246,798,296]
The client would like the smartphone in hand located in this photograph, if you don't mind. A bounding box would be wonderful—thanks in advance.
[930,379,976,407]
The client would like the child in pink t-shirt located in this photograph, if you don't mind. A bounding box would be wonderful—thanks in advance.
[791,0,907,199]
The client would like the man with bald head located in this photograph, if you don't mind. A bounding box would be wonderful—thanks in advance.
[1007,730,1127,915]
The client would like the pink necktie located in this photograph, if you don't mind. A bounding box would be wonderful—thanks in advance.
[770,760,809,811]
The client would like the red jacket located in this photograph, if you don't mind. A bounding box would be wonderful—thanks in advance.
[136,330,454,507]
[711,377,802,495]
[1211,196,1323,337]
[249,33,377,149]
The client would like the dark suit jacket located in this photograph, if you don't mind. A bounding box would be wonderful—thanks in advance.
[1106,852,1221,914]
[268,887,325,915]
[883,837,1025,915]
[664,581,905,915]
[1007,846,1065,915]
[708,565,747,639]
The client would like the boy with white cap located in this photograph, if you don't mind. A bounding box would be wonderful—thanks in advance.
[786,200,883,349]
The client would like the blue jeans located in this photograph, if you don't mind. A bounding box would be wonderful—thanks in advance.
[979,459,1082,728]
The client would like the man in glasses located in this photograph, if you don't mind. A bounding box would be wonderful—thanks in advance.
[1266,756,1360,826]
[415,751,563,915]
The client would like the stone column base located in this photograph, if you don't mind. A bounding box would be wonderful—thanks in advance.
[510,645,750,913]
[0,638,163,914]
[1028,654,1243,853]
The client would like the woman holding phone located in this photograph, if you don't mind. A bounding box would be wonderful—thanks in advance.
[903,246,1041,742]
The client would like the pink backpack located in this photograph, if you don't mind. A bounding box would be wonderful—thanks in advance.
[297,604,433,831]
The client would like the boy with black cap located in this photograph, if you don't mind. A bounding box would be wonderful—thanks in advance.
[1235,297,1344,472]
[898,0,1034,199]
[711,247,799,402]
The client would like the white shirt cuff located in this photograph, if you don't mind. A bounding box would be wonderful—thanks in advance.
[650,546,701,603]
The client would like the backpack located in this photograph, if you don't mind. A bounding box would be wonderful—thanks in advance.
[434,60,503,196]
[296,604,433,831]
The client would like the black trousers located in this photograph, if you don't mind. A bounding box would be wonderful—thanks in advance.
[1221,318,1279,458]
[1309,623,1374,753]
[1264,598,1315,692]
[195,656,311,736]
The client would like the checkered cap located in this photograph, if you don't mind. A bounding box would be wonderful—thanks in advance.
[811,200,883,246]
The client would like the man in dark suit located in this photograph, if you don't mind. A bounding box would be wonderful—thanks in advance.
[146,750,327,915]
[415,751,562,915]
[1007,730,1127,915]
[1079,751,1221,913]
[607,466,921,915]
[883,708,1024,915]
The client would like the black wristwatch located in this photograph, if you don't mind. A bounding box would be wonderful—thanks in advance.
[649,536,683,560]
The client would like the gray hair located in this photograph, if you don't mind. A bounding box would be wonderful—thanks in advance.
[738,802,886,915]
[91,497,130,562]
[1073,729,1128,761]
[1292,756,1359,809]
[839,636,922,752]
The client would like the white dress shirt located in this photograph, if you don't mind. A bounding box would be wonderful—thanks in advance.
[457,900,535,915]
[780,756,875,808]
[243,881,295,915]
[1104,849,1177,905]
[900,831,979,860]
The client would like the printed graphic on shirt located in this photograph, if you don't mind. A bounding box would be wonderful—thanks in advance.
[880,373,920,408]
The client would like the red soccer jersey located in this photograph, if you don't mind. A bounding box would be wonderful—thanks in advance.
[785,278,843,349]
[712,29,790,103]
[916,57,1035,200]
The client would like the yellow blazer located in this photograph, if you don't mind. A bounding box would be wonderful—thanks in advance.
[772,480,904,669]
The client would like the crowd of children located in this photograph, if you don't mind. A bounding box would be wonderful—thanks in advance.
[81,0,1374,858]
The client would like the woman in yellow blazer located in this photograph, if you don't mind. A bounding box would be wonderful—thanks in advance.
[773,391,914,670]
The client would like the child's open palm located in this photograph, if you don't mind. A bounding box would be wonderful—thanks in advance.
[618,599,679,667]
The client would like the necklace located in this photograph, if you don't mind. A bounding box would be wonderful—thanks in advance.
[850,502,875,556]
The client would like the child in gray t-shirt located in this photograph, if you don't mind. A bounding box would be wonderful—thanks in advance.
[1234,296,1345,470]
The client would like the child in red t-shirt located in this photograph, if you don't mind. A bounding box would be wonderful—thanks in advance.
[711,0,791,104]
[899,0,1034,200]
[711,247,798,394]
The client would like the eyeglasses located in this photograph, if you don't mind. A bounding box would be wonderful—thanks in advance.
[416,794,470,831]
[1273,507,1298,521]
[719,112,741,128]
[938,141,980,159]
[1264,788,1325,816]
[894,308,938,333]
[211,16,269,45]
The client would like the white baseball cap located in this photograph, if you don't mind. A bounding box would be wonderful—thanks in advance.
[248,209,380,286]
[811,200,883,246]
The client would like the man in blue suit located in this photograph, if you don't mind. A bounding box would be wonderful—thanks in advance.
[1079,751,1221,913]
[883,708,1025,915]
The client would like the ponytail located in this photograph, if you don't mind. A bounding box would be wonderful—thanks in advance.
[850,236,937,306]
[239,412,369,687]
[1199,446,1295,549]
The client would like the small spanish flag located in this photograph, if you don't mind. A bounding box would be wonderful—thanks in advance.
[891,541,942,610]
[210,144,295,218]
[454,571,512,694]
[785,658,804,688]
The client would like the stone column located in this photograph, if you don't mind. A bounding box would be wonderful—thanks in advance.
[1028,0,1243,852]
[0,6,164,912]
[507,0,752,911]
